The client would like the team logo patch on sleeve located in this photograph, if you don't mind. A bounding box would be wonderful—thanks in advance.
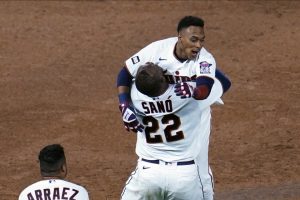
[199,61,212,74]
[131,56,140,64]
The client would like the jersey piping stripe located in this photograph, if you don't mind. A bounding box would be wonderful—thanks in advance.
[196,165,205,199]
[120,166,138,198]
[209,166,214,190]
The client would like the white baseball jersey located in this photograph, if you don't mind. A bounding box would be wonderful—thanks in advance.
[18,179,89,200]
[130,77,223,162]
[125,37,216,83]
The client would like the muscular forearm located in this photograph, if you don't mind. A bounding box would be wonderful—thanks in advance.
[116,67,143,133]
[118,86,130,95]
[118,86,131,103]
[117,67,133,102]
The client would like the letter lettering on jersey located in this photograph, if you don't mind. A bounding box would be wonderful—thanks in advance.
[35,189,43,200]
[53,187,60,200]
[70,189,79,200]
[62,187,70,200]
[27,193,35,200]
[44,188,51,200]
[141,100,173,114]
[149,102,158,113]
[165,100,173,112]
[156,101,165,112]
[141,102,150,114]
[175,76,181,83]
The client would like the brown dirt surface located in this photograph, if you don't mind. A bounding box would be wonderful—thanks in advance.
[0,1,299,199]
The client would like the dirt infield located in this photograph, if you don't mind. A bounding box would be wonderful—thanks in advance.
[0,1,299,199]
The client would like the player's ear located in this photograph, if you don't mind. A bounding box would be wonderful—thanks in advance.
[178,34,183,42]
[61,163,67,178]
[178,31,182,38]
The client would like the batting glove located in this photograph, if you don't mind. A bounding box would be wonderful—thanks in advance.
[119,103,144,133]
[174,82,194,99]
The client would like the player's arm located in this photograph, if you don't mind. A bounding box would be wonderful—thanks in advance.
[117,66,131,107]
[193,68,231,99]
[117,42,157,132]
[215,68,231,94]
[174,77,214,100]
[193,55,217,100]
[117,66,132,95]
[117,66,143,133]
[193,76,214,100]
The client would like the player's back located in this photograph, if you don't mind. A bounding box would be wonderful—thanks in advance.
[131,77,223,162]
[18,179,89,200]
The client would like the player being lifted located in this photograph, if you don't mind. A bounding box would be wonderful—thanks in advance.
[121,62,226,200]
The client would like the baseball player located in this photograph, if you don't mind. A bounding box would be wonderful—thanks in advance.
[117,16,231,200]
[121,63,225,200]
[18,144,89,200]
[117,15,230,133]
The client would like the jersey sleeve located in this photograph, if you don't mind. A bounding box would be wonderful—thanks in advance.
[195,48,216,79]
[78,187,90,200]
[18,191,25,200]
[125,42,158,77]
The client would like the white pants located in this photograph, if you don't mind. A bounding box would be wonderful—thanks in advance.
[195,142,214,200]
[121,159,206,200]
[197,165,214,200]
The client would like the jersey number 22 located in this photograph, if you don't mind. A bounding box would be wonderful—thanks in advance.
[142,114,184,143]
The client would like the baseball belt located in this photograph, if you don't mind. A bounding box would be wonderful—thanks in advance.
[142,158,195,166]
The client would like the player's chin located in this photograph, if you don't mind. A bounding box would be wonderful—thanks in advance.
[188,54,197,60]
[188,51,198,60]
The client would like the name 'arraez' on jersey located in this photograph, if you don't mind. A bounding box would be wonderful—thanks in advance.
[26,187,79,200]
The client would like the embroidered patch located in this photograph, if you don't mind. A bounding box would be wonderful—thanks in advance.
[199,61,212,74]
[131,56,140,64]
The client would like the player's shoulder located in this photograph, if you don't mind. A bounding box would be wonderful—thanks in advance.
[18,180,45,199]
[148,37,177,49]
[60,179,89,190]
[19,179,88,192]
[198,47,215,60]
[131,82,152,102]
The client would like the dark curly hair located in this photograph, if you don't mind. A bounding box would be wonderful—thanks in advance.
[39,144,66,174]
[177,16,204,33]
[135,62,167,97]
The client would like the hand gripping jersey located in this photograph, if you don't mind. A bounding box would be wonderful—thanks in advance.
[125,37,216,84]
[130,77,223,162]
[18,179,89,200]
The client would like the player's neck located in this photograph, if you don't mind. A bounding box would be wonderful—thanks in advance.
[174,42,187,62]
[157,82,169,96]
[148,82,169,97]
[42,176,63,180]
[41,171,66,180]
